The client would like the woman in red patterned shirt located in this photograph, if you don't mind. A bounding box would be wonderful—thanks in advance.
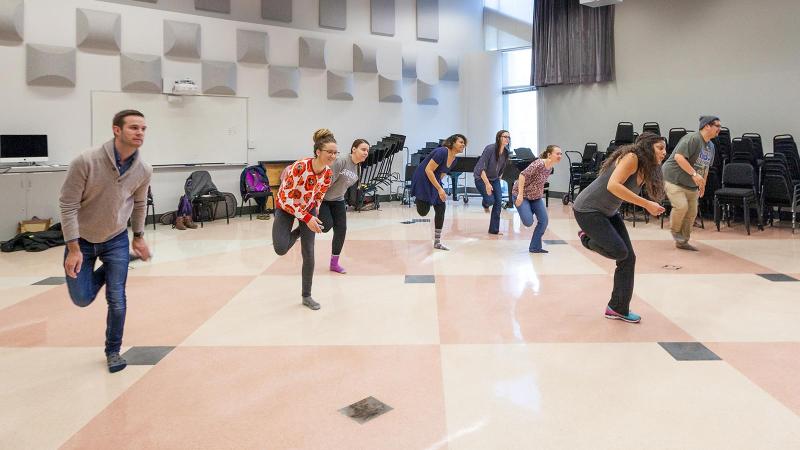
[512,145,562,253]
[272,129,336,310]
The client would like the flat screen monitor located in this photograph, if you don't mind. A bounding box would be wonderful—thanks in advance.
[0,135,48,163]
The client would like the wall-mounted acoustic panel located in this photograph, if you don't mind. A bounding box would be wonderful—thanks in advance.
[299,36,326,69]
[370,0,395,36]
[319,0,346,30]
[352,43,377,73]
[195,0,230,14]
[237,29,268,64]
[26,44,76,87]
[202,60,236,95]
[416,0,438,42]
[327,71,353,101]
[0,0,24,43]
[417,80,438,105]
[402,51,416,78]
[121,52,162,93]
[269,65,299,98]
[261,0,292,23]
[438,55,459,81]
[378,75,402,103]
[164,20,201,59]
[76,8,121,52]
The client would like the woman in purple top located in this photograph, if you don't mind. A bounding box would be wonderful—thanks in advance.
[474,130,510,235]
[410,134,467,250]
[512,145,562,253]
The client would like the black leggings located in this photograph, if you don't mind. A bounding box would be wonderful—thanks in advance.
[272,208,315,297]
[416,199,446,229]
[318,200,347,255]
[573,210,636,315]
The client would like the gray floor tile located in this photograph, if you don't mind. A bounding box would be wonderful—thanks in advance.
[339,396,393,424]
[658,342,721,361]
[122,346,175,365]
[543,240,567,245]
[405,275,435,284]
[757,273,798,282]
[32,277,66,285]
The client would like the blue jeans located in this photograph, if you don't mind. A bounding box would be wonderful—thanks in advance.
[514,197,549,251]
[475,178,503,234]
[64,231,130,355]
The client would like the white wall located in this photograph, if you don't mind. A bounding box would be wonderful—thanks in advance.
[0,0,485,232]
[538,0,800,192]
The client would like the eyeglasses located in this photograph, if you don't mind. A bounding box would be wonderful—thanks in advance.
[711,123,721,128]
[321,150,340,155]
[501,135,511,139]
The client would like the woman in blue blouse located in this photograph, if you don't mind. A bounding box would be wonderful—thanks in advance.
[474,130,510,234]
[410,134,467,250]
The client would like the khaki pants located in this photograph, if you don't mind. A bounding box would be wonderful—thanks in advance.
[665,181,699,242]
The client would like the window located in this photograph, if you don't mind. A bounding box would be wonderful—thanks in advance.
[501,48,537,155]
[484,0,534,52]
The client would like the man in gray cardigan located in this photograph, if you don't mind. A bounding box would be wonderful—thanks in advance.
[60,109,153,373]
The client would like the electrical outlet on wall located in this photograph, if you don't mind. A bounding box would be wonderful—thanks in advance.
[248,139,256,149]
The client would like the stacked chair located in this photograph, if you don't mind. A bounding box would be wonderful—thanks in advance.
[642,122,661,136]
[714,163,762,235]
[667,128,688,158]
[562,142,599,205]
[354,133,406,211]
[760,135,800,232]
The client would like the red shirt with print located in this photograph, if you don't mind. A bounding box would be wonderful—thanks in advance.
[276,158,333,223]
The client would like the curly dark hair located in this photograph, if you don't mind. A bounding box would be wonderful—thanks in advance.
[443,133,467,149]
[600,131,666,202]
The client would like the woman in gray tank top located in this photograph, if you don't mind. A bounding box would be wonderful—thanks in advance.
[572,132,667,323]
[319,139,369,274]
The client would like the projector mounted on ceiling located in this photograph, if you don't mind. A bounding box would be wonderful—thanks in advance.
[580,0,622,7]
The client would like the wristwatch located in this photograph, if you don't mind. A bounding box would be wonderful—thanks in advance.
[133,231,144,238]
[691,171,699,178]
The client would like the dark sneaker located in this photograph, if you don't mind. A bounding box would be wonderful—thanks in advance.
[529,248,549,254]
[675,241,699,251]
[577,230,590,249]
[106,353,127,373]
[604,306,641,323]
[302,296,320,310]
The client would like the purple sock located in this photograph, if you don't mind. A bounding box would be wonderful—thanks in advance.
[330,255,346,274]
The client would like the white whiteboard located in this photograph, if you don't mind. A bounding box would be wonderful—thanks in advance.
[91,91,248,165]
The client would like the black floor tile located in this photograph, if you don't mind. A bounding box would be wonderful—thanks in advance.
[405,275,435,284]
[121,346,175,365]
[32,277,66,285]
[757,273,799,282]
[658,342,721,361]
[339,396,393,424]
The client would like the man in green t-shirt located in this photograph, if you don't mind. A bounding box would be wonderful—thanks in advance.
[661,115,721,251]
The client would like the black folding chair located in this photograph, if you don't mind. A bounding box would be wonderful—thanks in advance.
[714,163,762,235]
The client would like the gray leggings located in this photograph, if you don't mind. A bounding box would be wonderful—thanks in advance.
[272,208,316,297]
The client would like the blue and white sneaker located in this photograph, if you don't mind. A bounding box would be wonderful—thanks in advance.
[604,306,641,323]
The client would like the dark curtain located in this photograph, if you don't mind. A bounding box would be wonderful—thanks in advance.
[532,0,615,87]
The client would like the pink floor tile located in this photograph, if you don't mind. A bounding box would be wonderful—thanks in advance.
[63,346,448,450]
[685,222,800,240]
[447,216,562,241]
[0,276,253,347]
[707,342,800,416]
[570,239,772,275]
[437,275,693,344]
[265,240,434,276]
